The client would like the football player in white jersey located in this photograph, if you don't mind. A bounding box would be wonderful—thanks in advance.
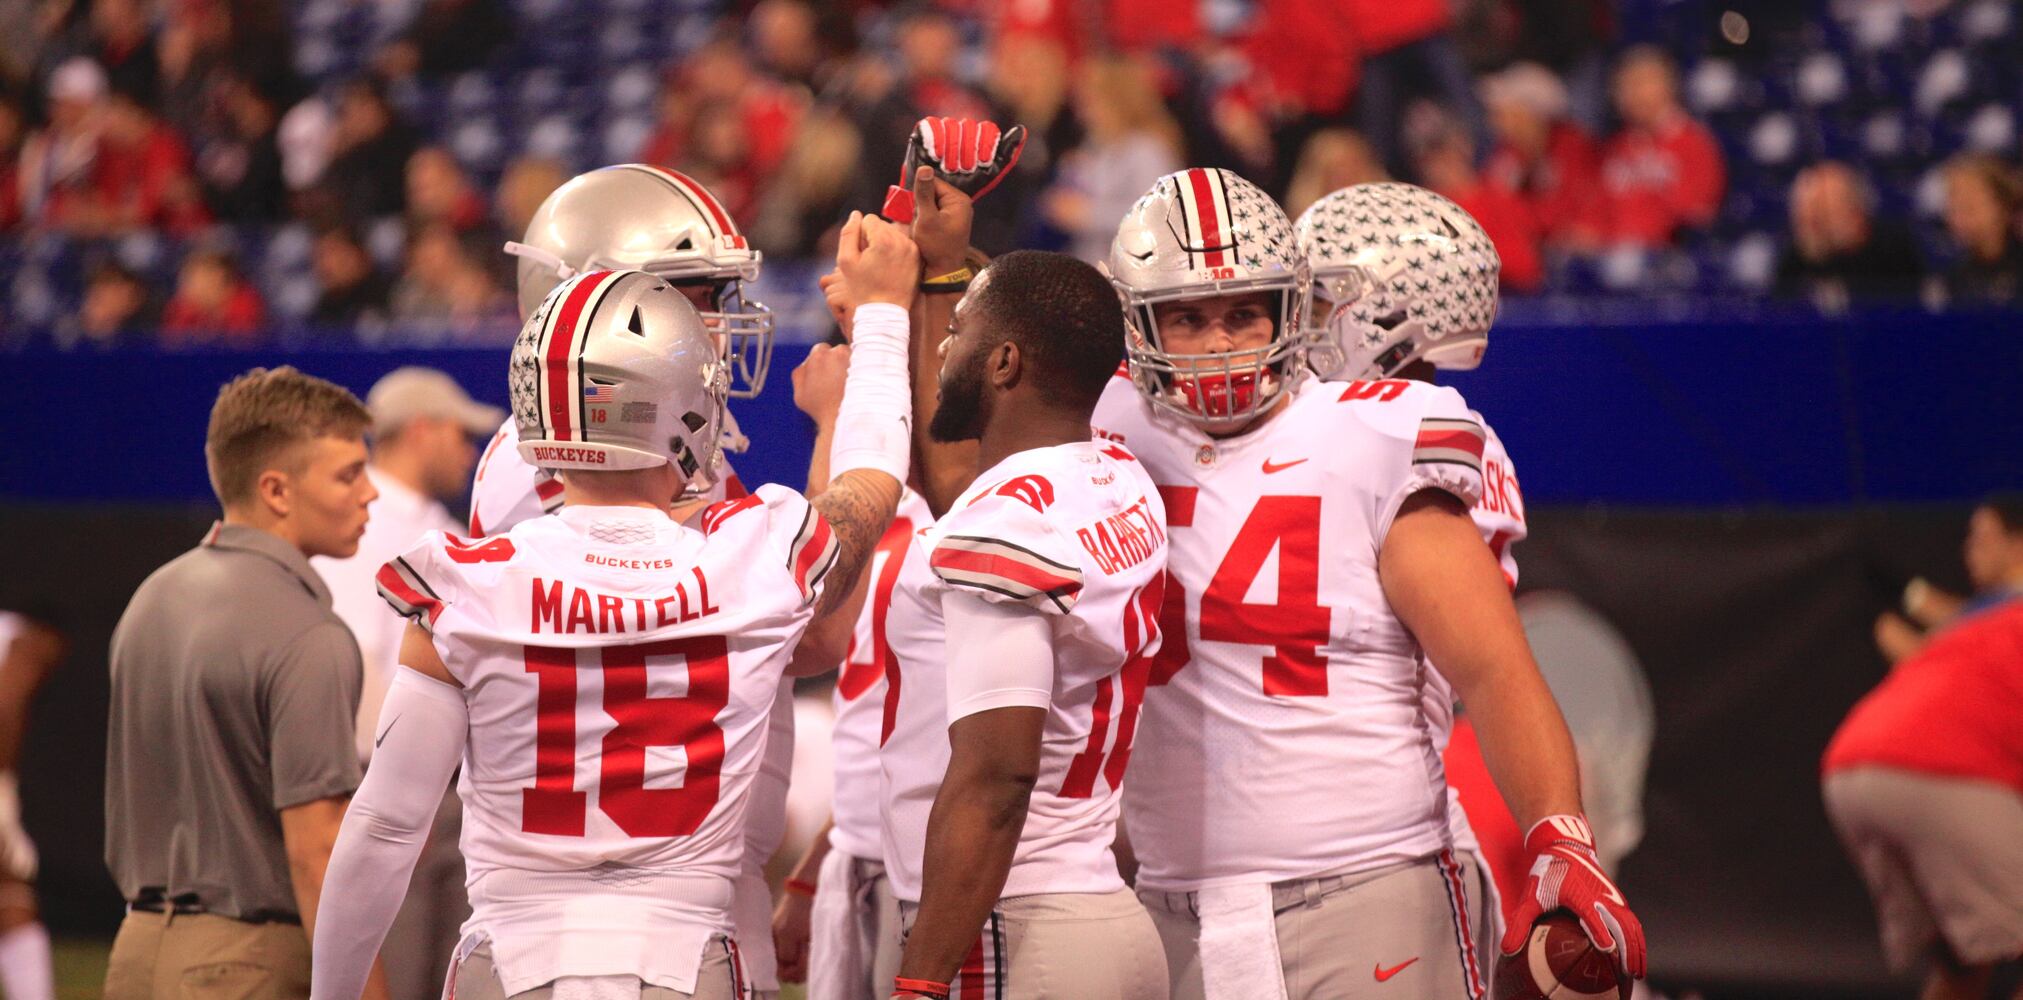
[471,163,799,998]
[308,212,923,1000]
[1096,169,1645,1000]
[880,250,1171,1000]
[1293,181,1528,961]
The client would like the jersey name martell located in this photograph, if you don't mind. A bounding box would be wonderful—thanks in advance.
[530,569,720,635]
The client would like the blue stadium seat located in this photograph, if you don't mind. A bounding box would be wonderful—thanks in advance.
[601,117,653,164]
[453,118,507,172]
[604,64,659,112]
[368,217,408,270]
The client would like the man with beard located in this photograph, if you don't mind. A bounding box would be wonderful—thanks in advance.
[874,250,1171,1000]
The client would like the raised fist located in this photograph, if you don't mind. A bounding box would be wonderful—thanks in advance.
[881,117,1027,224]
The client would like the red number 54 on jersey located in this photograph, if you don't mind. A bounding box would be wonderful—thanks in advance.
[521,636,729,838]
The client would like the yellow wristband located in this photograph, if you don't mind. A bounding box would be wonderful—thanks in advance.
[920,265,974,291]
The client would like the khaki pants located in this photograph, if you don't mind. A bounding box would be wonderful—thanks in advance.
[449,937,745,1000]
[104,909,311,1000]
[1139,853,1487,1000]
[1824,767,2023,971]
[900,888,1168,1000]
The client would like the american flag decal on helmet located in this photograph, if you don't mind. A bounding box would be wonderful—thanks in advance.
[787,506,840,604]
[930,535,1084,613]
[376,557,446,632]
[1414,417,1487,474]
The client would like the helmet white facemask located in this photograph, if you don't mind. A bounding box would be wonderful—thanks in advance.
[1105,168,1314,434]
[1293,183,1500,382]
[509,269,728,492]
[506,164,774,399]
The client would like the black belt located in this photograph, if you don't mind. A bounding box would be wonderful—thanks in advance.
[130,892,301,926]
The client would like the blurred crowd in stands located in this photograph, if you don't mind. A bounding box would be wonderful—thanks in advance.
[1,0,2019,349]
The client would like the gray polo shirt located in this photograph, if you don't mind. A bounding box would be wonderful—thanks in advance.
[105,522,363,921]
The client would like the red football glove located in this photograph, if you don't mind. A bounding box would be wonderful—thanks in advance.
[1500,814,1647,978]
[881,117,1027,223]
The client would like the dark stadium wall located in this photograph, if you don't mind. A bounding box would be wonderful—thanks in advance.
[4,309,2020,504]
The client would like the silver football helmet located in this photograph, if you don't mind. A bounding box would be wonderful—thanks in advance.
[1293,183,1500,381]
[506,164,773,399]
[1105,168,1312,432]
[509,269,728,488]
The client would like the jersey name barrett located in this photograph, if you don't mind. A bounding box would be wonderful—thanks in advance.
[1095,376,1489,892]
[878,442,1168,902]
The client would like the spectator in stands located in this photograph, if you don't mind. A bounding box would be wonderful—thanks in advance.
[318,78,417,221]
[405,146,491,244]
[748,0,827,91]
[1041,55,1182,263]
[87,0,158,107]
[1585,46,1725,249]
[985,32,1072,167]
[1481,61,1600,249]
[676,100,758,224]
[1874,496,2023,665]
[1284,128,1389,221]
[493,155,564,243]
[0,95,24,229]
[639,40,801,201]
[1775,162,1922,311]
[1823,502,2023,999]
[61,259,156,349]
[18,57,108,230]
[155,0,228,139]
[376,0,511,80]
[1413,119,1545,292]
[1931,153,2023,308]
[311,226,392,328]
[1239,0,1362,184]
[195,73,285,222]
[750,109,860,259]
[161,248,266,346]
[85,89,210,236]
[391,221,508,333]
[1348,0,1490,179]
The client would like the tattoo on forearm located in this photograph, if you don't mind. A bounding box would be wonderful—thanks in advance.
[811,472,900,615]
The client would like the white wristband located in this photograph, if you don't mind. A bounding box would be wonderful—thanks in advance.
[829,302,913,483]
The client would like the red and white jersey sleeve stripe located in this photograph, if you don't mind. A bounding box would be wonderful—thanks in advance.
[786,504,840,606]
[375,555,446,632]
[934,508,1092,615]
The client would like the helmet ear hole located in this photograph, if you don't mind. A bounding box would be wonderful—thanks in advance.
[1372,307,1409,331]
[627,306,647,337]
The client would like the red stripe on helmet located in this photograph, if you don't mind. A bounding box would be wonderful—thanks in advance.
[637,164,740,238]
[1186,168,1226,268]
[544,270,618,443]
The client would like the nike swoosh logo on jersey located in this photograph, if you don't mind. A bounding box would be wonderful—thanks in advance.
[374,714,401,748]
[1262,458,1308,474]
[1374,958,1419,982]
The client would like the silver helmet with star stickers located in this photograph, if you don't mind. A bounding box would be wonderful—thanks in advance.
[509,269,728,487]
[1105,168,1313,431]
[1293,183,1500,381]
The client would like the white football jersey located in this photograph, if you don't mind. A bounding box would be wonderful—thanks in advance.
[375,486,837,992]
[829,488,935,863]
[469,417,747,539]
[1095,375,1489,892]
[879,442,1168,903]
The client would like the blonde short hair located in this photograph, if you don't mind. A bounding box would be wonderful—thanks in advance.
[205,366,370,506]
